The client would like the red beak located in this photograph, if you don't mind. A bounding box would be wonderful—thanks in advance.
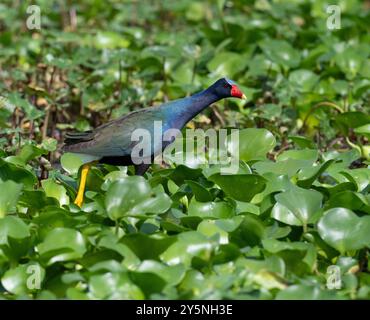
[231,85,246,99]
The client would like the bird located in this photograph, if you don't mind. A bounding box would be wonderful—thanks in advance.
[63,78,246,207]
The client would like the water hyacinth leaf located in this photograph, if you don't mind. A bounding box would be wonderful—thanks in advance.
[277,149,318,163]
[260,39,301,69]
[129,271,167,297]
[93,31,130,49]
[288,136,315,149]
[0,216,30,245]
[0,158,37,189]
[1,263,45,295]
[37,228,87,265]
[207,52,248,78]
[120,233,176,261]
[271,202,302,226]
[160,231,214,266]
[325,191,370,214]
[276,285,337,300]
[16,144,47,164]
[7,93,44,120]
[288,70,319,93]
[262,239,317,274]
[334,47,365,80]
[354,124,370,139]
[228,128,276,162]
[168,165,203,186]
[105,176,151,220]
[208,173,266,202]
[256,103,281,120]
[297,159,334,188]
[339,169,369,192]
[274,187,323,227]
[229,214,265,247]
[197,220,229,244]
[317,208,370,254]
[185,180,213,202]
[41,179,70,206]
[18,189,59,210]
[60,153,99,176]
[89,272,144,299]
[129,191,172,215]
[0,216,31,260]
[252,270,287,290]
[188,200,234,219]
[0,180,23,218]
[334,112,370,135]
[137,260,186,286]
[253,159,311,177]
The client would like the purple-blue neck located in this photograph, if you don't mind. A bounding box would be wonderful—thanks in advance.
[163,86,221,129]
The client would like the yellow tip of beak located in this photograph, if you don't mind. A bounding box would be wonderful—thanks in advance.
[241,94,247,100]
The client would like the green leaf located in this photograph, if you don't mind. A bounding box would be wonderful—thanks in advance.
[230,214,265,247]
[334,47,365,80]
[197,219,229,244]
[0,216,30,245]
[354,124,370,139]
[208,173,266,202]
[120,234,176,261]
[89,272,144,299]
[207,52,248,78]
[317,208,370,254]
[137,260,186,287]
[289,69,319,93]
[8,93,44,120]
[17,144,47,164]
[228,128,276,162]
[0,180,22,218]
[0,216,31,261]
[41,179,70,206]
[262,239,317,274]
[288,136,315,149]
[160,231,215,266]
[105,176,151,220]
[188,200,234,219]
[274,187,323,227]
[0,158,37,189]
[297,159,334,188]
[334,112,370,135]
[277,149,318,162]
[272,202,302,226]
[1,263,45,295]
[276,285,337,300]
[260,39,301,69]
[60,153,99,176]
[185,180,213,202]
[37,228,87,265]
[325,191,370,214]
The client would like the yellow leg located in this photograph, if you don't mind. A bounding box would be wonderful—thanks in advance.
[74,163,91,207]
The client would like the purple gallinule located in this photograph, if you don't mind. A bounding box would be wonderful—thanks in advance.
[63,78,246,207]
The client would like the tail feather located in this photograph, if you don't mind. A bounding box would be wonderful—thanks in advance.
[64,131,94,145]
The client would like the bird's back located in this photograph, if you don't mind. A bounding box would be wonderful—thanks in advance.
[63,105,171,158]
